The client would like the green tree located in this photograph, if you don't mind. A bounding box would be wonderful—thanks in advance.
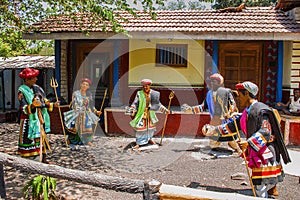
[25,40,54,56]
[0,0,163,57]
[197,0,277,9]
[189,1,206,10]
[159,0,186,10]
[158,0,206,10]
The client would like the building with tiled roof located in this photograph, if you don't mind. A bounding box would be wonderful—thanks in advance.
[27,7,300,40]
[0,56,55,122]
[18,4,300,137]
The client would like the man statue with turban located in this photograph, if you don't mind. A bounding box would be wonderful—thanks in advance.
[127,79,170,150]
[203,81,291,198]
[182,73,239,151]
[18,68,59,164]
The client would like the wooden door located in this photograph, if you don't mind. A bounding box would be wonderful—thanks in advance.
[219,41,263,110]
[75,42,113,106]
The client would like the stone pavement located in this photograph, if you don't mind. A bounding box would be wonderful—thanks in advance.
[1,122,300,200]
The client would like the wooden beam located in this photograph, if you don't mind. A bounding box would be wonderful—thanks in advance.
[0,152,144,194]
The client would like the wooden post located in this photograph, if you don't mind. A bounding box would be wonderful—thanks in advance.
[0,164,6,199]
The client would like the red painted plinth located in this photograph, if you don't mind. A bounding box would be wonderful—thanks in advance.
[104,108,210,138]
[49,105,70,134]
[289,122,300,145]
[280,115,300,146]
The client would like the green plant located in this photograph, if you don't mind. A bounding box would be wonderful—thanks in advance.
[23,175,57,200]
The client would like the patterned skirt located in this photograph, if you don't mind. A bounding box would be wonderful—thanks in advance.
[135,118,156,145]
[64,110,99,145]
[18,118,40,157]
[251,144,284,186]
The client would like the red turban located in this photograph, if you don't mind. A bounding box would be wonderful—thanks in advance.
[19,68,39,79]
[81,78,92,85]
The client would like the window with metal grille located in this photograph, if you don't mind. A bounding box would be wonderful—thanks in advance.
[156,44,188,67]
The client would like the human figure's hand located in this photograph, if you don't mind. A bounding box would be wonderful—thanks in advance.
[237,140,248,152]
[276,102,284,106]
[32,96,42,108]
[181,103,192,113]
[202,124,216,136]
[125,106,136,116]
[223,112,231,120]
[96,110,102,116]
[54,101,60,108]
[229,105,238,113]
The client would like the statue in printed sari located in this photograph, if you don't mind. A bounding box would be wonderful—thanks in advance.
[64,78,101,147]
[18,68,59,164]
[127,79,170,150]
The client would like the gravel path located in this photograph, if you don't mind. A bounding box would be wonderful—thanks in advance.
[1,122,299,200]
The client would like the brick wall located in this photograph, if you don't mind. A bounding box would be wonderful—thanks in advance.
[60,40,68,101]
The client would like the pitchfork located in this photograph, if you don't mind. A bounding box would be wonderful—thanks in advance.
[50,77,69,149]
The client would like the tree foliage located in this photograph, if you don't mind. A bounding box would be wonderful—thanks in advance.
[0,0,163,57]
[197,0,278,9]
[158,0,206,10]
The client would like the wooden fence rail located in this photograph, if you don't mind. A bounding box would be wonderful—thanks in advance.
[0,152,158,199]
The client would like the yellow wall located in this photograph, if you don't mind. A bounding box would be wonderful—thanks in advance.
[282,41,292,88]
[128,39,205,87]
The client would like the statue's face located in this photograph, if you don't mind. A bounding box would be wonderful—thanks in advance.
[210,79,221,91]
[143,84,151,93]
[25,77,37,87]
[294,90,300,99]
[80,81,90,91]
[237,90,249,107]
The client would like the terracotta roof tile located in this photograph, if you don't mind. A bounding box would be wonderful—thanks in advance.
[0,56,54,69]
[28,7,300,34]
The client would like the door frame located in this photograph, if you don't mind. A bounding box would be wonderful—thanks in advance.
[73,41,114,99]
[218,41,263,101]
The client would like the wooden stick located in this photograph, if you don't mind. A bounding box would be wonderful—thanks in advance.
[159,91,174,146]
[225,99,256,197]
[93,88,108,134]
[37,108,44,162]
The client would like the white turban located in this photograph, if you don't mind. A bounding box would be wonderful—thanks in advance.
[210,73,224,85]
[236,81,258,96]
[141,79,152,85]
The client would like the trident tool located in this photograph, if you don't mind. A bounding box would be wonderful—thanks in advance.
[93,88,108,134]
[50,77,69,149]
[217,96,256,197]
[159,91,174,145]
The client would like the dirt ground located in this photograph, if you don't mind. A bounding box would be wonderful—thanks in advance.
[0,122,299,200]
